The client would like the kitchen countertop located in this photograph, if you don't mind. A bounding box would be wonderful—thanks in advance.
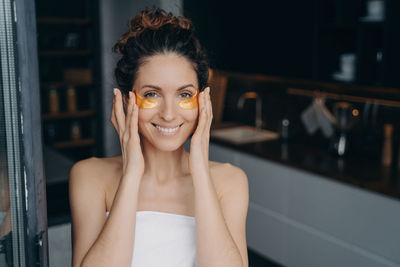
[210,123,400,201]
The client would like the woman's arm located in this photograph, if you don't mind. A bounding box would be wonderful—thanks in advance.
[189,87,249,267]
[193,165,249,267]
[69,159,142,267]
[71,89,144,267]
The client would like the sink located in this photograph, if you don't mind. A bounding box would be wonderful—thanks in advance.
[210,125,279,144]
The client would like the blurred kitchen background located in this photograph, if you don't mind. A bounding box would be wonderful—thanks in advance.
[1,0,400,266]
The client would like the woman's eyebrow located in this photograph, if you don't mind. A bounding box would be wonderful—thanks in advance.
[177,84,196,91]
[141,84,196,91]
[141,85,162,91]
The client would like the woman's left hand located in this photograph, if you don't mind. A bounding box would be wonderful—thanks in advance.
[189,87,213,177]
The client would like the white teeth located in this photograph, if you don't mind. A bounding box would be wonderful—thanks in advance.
[155,125,180,133]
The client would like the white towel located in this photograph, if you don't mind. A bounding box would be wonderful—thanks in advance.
[105,211,196,267]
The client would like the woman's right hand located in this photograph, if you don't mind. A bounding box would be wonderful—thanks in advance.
[110,88,145,178]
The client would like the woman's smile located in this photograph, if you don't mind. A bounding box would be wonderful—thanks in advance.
[152,123,183,136]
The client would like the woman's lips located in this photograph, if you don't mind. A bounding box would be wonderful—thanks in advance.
[152,123,183,136]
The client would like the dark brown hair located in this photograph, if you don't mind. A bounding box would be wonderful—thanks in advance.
[113,7,209,96]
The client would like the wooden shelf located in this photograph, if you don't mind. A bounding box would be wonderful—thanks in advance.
[41,81,93,88]
[52,138,95,149]
[36,0,102,160]
[359,18,385,24]
[39,50,91,57]
[37,17,91,25]
[43,110,95,120]
[219,70,400,101]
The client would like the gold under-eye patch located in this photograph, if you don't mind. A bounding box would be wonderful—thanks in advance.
[134,88,199,110]
[135,92,158,109]
[179,88,198,109]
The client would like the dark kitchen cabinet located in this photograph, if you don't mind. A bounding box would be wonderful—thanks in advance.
[185,0,400,89]
[314,0,400,88]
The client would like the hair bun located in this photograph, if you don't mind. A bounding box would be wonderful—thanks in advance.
[114,7,193,54]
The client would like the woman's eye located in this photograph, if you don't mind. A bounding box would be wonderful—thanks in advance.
[143,92,158,98]
[180,92,193,99]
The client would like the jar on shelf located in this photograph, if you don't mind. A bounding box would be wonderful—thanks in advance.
[67,86,77,112]
[46,123,57,143]
[71,121,81,140]
[48,88,60,113]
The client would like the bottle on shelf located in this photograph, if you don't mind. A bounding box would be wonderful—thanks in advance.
[71,121,82,140]
[382,123,393,166]
[46,123,57,144]
[66,86,77,112]
[48,87,60,114]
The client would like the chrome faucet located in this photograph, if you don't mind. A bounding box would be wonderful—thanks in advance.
[237,91,263,131]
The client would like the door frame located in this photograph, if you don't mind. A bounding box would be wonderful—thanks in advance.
[0,0,48,265]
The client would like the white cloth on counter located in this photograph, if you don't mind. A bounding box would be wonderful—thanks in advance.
[301,96,336,138]
[106,210,196,267]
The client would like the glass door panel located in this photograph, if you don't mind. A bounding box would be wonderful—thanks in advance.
[0,0,48,266]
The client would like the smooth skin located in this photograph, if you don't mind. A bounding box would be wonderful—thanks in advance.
[69,53,249,267]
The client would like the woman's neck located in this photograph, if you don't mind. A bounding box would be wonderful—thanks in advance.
[140,138,190,183]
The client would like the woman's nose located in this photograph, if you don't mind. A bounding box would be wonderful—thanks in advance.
[159,98,177,122]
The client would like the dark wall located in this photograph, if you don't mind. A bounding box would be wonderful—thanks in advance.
[184,0,315,79]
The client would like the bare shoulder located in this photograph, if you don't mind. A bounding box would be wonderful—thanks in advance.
[209,160,247,182]
[209,161,248,198]
[69,155,123,214]
[69,155,122,192]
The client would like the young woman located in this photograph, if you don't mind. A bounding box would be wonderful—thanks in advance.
[69,7,249,267]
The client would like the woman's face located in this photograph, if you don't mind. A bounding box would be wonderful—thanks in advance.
[132,53,199,151]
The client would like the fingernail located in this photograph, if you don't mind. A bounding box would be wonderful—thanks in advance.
[207,87,210,94]
[113,88,117,95]
[129,91,133,98]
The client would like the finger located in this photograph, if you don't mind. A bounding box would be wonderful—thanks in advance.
[132,89,137,105]
[110,93,119,131]
[111,90,123,135]
[125,91,134,131]
[130,98,139,141]
[193,90,204,137]
[204,88,211,135]
[206,87,213,127]
[130,92,139,138]
[204,87,210,123]
[132,91,138,136]
[202,88,209,127]
[196,90,207,136]
[114,88,126,133]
